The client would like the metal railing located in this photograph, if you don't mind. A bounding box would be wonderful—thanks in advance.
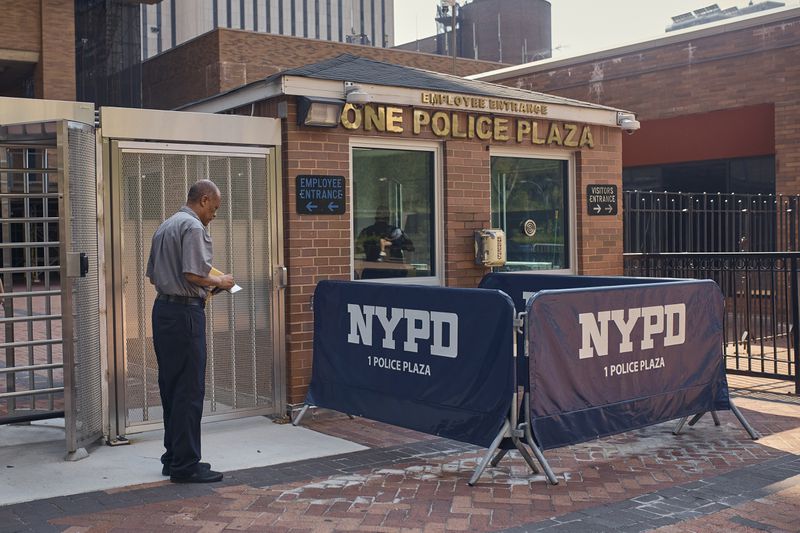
[625,252,800,394]
[624,191,800,253]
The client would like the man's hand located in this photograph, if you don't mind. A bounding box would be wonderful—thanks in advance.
[217,274,235,290]
[185,271,236,290]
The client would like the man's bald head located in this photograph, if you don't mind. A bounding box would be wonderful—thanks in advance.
[186,179,222,226]
[187,179,220,205]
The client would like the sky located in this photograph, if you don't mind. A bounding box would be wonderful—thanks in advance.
[392,0,800,59]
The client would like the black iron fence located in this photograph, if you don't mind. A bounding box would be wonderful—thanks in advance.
[624,252,800,393]
[624,191,800,253]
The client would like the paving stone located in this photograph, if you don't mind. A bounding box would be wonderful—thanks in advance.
[1,384,798,533]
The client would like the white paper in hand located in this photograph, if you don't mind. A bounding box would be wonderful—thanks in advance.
[230,284,243,294]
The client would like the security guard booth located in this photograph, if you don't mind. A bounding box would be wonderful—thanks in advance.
[181,54,634,409]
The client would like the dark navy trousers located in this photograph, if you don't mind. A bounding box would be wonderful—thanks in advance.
[152,299,207,478]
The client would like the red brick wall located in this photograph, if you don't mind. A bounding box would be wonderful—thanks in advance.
[443,139,491,289]
[142,31,223,111]
[575,128,623,275]
[143,28,505,110]
[242,99,622,404]
[491,14,800,195]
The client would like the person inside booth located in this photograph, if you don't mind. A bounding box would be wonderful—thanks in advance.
[356,205,414,278]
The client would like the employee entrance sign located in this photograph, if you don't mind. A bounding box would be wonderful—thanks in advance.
[296,175,345,215]
[587,184,617,216]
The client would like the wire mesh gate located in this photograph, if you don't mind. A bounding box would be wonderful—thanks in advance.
[106,141,283,436]
[0,120,103,455]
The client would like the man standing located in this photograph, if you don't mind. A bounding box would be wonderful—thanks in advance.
[146,179,235,483]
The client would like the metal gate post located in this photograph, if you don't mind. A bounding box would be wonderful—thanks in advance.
[0,173,15,414]
[791,256,800,394]
[57,121,83,459]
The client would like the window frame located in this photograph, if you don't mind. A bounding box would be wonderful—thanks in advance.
[349,137,444,285]
[489,146,577,275]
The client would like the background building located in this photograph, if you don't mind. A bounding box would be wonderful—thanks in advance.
[395,0,552,65]
[141,28,504,109]
[0,0,76,100]
[473,6,800,197]
[666,1,784,31]
[141,0,395,60]
[75,0,155,108]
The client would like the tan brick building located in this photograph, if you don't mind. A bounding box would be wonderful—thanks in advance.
[184,54,630,403]
[473,7,800,197]
[0,0,76,100]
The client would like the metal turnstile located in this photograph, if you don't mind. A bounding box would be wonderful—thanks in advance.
[0,117,103,459]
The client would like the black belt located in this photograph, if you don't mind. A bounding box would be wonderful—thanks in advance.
[156,294,205,307]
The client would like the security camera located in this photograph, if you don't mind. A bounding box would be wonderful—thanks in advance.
[344,82,372,105]
[617,112,641,134]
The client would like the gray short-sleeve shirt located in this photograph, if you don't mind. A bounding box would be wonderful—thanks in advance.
[146,206,213,298]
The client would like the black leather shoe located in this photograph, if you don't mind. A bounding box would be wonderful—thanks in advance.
[162,461,211,477]
[170,469,223,483]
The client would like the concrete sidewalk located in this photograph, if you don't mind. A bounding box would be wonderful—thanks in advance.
[1,375,799,532]
[0,416,366,506]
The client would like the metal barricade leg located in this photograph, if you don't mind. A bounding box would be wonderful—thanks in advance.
[688,412,706,427]
[512,435,540,473]
[711,410,721,426]
[469,419,510,486]
[729,401,760,440]
[292,404,311,426]
[489,449,508,467]
[522,393,558,485]
[673,416,689,435]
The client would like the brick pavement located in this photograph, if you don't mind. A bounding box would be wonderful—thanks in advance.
[1,377,799,532]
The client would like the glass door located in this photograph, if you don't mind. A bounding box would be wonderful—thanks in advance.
[491,156,570,272]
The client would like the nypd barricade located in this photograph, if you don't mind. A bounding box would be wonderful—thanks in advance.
[297,275,758,486]
[479,273,674,392]
[480,273,758,485]
[304,280,516,451]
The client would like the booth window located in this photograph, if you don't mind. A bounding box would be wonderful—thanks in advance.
[491,157,570,271]
[352,147,435,281]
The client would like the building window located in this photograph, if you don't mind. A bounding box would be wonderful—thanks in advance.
[352,146,437,283]
[491,156,571,271]
[337,0,343,41]
[326,0,331,39]
[314,0,320,38]
[622,155,775,195]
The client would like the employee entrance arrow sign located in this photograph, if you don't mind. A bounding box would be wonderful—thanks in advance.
[296,175,346,215]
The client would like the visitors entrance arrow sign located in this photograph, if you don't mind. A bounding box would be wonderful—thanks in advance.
[586,184,618,216]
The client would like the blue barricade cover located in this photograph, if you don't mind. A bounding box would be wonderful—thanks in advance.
[525,279,731,450]
[307,280,516,448]
[479,273,674,311]
[478,273,679,390]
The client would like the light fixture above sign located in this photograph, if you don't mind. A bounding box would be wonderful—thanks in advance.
[296,96,345,127]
